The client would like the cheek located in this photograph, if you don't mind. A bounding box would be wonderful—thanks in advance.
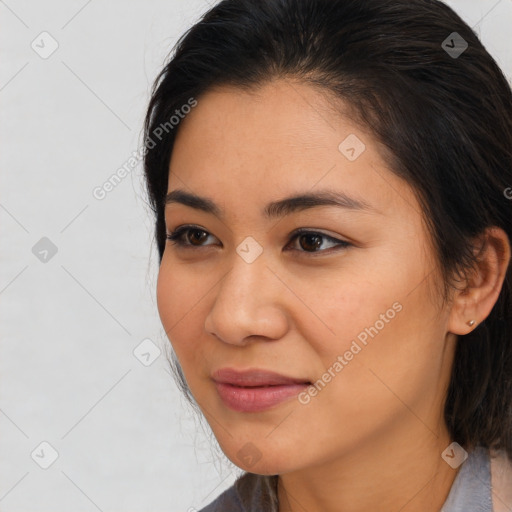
[297,272,394,360]
[156,262,175,332]
[156,261,204,361]
[316,276,442,419]
[305,254,434,383]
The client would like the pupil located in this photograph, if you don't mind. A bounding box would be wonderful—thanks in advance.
[301,234,321,251]
[191,230,206,244]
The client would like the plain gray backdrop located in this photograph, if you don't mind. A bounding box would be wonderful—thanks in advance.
[1,1,511,511]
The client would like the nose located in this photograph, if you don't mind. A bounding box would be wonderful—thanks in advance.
[204,253,290,346]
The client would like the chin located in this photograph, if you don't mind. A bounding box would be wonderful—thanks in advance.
[219,439,298,475]
[231,456,285,475]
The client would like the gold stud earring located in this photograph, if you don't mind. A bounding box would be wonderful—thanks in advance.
[467,319,475,327]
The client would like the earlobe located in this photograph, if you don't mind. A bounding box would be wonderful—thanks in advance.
[447,226,511,336]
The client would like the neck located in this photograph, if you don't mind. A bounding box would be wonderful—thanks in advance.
[277,419,460,512]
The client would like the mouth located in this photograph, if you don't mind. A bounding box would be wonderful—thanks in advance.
[211,367,312,412]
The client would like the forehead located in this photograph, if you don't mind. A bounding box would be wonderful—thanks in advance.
[172,79,362,161]
[167,79,416,220]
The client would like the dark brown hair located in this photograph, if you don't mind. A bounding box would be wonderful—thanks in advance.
[142,0,512,461]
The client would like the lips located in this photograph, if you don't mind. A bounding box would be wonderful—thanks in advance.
[211,367,311,387]
[211,368,313,412]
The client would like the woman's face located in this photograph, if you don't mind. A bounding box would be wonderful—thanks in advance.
[156,79,457,475]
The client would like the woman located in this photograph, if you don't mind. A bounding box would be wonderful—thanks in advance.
[142,0,512,510]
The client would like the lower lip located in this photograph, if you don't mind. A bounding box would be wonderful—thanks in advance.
[214,381,310,412]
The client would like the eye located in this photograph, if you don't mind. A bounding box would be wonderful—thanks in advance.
[165,225,351,254]
[166,226,217,248]
[287,228,351,254]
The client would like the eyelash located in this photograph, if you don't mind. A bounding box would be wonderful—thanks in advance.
[165,225,351,255]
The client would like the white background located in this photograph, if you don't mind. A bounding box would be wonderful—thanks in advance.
[1,1,511,511]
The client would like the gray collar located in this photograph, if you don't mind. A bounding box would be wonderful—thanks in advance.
[441,446,492,512]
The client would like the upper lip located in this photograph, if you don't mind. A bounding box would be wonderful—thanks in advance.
[212,368,311,387]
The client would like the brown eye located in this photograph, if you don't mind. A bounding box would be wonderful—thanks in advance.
[298,233,323,252]
[287,229,351,254]
[166,227,216,248]
[185,229,209,245]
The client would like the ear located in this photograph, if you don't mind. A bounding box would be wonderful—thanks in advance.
[447,226,511,335]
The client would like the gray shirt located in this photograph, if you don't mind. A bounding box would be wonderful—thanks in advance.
[198,446,503,511]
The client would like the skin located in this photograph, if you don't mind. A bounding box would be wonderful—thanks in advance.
[156,78,511,512]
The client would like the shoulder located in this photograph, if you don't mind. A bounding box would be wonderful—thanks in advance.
[197,472,279,512]
[490,447,512,512]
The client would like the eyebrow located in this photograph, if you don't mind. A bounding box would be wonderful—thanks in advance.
[164,188,377,220]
